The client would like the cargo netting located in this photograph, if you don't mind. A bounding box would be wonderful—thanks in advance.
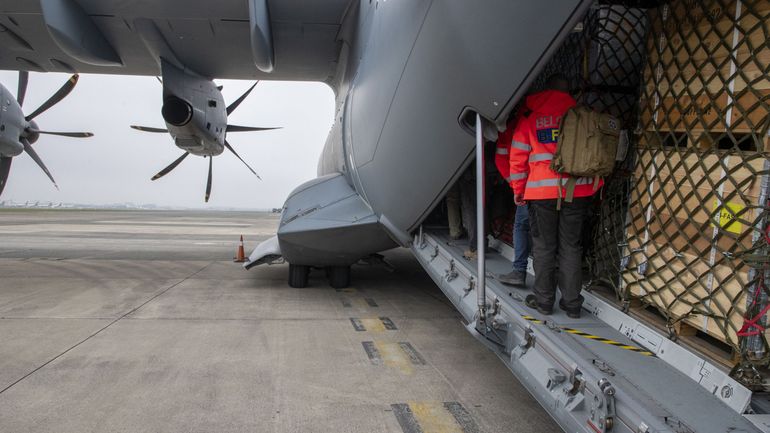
[533,0,770,386]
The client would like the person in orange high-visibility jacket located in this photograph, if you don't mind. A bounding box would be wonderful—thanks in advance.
[508,75,601,318]
[494,113,530,287]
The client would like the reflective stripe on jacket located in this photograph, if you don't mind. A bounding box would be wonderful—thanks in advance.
[508,89,603,201]
[495,118,516,183]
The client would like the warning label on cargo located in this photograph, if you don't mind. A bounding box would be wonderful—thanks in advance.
[713,200,744,235]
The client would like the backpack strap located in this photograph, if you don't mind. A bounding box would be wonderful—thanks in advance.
[565,177,577,204]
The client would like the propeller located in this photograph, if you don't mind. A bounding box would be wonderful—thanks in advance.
[25,74,79,122]
[225,140,261,179]
[28,129,94,138]
[133,80,278,202]
[151,152,190,181]
[22,139,58,190]
[226,125,281,133]
[0,157,12,196]
[226,81,258,115]
[205,156,213,202]
[130,125,168,133]
[17,71,28,107]
[0,72,93,198]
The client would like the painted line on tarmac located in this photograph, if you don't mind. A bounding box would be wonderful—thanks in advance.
[350,318,366,331]
[380,316,398,330]
[362,341,382,365]
[391,403,423,433]
[443,402,481,433]
[391,401,479,433]
[0,262,213,396]
[398,342,426,365]
[350,317,398,332]
[365,298,379,307]
[335,288,358,294]
[362,341,425,374]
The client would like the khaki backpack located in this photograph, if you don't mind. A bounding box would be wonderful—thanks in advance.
[550,106,620,205]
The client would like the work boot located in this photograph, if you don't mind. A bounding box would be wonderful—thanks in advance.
[463,249,477,260]
[559,300,581,319]
[498,270,526,287]
[525,294,552,315]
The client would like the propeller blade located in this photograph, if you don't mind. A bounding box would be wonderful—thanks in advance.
[151,152,189,181]
[17,71,28,107]
[0,156,12,197]
[226,125,281,133]
[30,129,94,138]
[226,81,258,115]
[21,139,58,190]
[205,156,213,202]
[25,74,79,121]
[225,140,261,180]
[131,125,168,133]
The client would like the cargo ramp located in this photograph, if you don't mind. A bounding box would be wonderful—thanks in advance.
[411,229,767,433]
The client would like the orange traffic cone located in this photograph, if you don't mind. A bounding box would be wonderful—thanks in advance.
[234,235,247,263]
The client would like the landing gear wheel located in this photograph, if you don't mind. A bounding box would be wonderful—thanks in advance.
[288,264,310,288]
[327,265,351,289]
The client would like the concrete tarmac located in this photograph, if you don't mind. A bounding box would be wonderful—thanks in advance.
[0,209,559,433]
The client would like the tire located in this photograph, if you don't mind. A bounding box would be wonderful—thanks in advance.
[328,265,351,289]
[288,264,310,288]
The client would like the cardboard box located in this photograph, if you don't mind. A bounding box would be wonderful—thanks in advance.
[623,146,769,347]
[639,0,770,135]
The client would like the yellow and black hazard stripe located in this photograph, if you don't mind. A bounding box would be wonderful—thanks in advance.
[522,315,654,356]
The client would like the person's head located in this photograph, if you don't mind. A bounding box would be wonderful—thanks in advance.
[544,74,570,93]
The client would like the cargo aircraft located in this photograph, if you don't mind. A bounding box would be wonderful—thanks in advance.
[0,1,764,432]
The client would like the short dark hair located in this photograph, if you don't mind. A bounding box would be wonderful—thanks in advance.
[544,74,570,92]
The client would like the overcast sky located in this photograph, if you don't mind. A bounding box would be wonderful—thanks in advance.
[0,71,334,209]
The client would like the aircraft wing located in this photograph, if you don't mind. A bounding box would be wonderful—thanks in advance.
[0,0,351,81]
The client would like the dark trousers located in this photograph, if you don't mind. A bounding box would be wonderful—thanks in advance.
[528,197,591,311]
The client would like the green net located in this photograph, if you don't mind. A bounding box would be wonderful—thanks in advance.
[533,0,770,385]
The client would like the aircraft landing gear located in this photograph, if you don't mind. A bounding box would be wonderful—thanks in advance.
[327,265,351,289]
[288,264,310,288]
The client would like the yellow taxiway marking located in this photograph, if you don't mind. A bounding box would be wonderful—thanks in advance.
[375,341,413,375]
[408,401,464,433]
[361,318,387,333]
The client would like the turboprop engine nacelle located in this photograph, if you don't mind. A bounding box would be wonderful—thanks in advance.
[160,59,226,157]
[0,84,27,157]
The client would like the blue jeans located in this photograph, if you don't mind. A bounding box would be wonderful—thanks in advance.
[513,204,531,272]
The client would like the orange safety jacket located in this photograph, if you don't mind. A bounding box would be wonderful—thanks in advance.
[507,89,603,201]
[495,118,517,184]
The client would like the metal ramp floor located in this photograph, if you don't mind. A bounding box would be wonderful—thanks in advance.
[411,229,763,433]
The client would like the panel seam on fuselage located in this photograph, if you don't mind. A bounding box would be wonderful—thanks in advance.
[366,0,435,165]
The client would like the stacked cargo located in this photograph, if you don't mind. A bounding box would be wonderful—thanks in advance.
[621,0,770,361]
